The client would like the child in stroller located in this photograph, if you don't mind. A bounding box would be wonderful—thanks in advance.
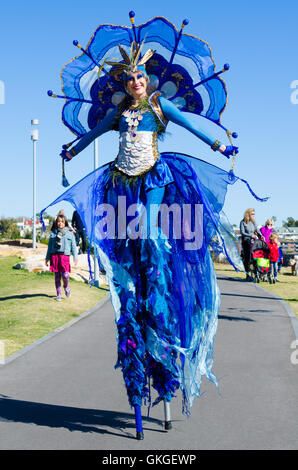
[251,238,273,283]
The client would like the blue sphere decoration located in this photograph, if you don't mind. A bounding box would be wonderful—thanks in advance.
[62,144,67,149]
[73,40,78,46]
[232,132,238,139]
[224,63,230,71]
[183,19,189,25]
[129,11,135,18]
[47,90,53,96]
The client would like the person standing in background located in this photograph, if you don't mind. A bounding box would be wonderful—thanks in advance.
[72,210,87,254]
[240,208,264,280]
[260,219,274,244]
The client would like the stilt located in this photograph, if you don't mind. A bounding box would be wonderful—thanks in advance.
[164,400,172,430]
[134,405,144,440]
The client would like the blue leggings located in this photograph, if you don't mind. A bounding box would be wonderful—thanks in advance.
[107,185,166,238]
[145,186,165,237]
[54,271,69,294]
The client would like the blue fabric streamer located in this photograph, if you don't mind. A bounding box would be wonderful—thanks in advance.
[62,175,70,188]
[61,158,70,187]
[237,177,270,202]
[229,170,269,202]
[87,247,95,286]
[40,211,46,232]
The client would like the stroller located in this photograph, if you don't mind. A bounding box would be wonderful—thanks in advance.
[251,239,273,283]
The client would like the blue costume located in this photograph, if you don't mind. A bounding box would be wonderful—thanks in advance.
[42,13,267,439]
[42,92,243,411]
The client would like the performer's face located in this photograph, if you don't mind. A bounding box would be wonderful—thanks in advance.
[125,71,148,100]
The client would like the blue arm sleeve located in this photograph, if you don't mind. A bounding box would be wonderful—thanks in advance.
[159,96,222,149]
[72,107,118,156]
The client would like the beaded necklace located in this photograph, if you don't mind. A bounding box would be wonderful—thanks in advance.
[122,107,145,143]
[119,96,166,142]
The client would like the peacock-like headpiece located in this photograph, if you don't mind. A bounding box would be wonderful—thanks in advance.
[48,11,238,186]
[106,40,155,77]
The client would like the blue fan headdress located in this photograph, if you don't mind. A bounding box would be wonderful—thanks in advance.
[47,12,239,186]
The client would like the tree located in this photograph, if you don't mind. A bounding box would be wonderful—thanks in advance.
[5,224,20,240]
[282,217,298,228]
[0,218,17,237]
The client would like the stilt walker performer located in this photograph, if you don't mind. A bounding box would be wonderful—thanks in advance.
[42,12,268,440]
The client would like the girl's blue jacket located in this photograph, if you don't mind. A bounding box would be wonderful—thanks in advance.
[46,228,78,260]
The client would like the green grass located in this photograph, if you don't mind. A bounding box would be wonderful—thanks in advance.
[215,262,298,317]
[2,253,296,360]
[0,256,108,358]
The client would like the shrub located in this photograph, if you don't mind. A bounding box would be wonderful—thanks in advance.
[5,224,20,240]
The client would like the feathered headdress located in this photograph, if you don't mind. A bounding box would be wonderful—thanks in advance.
[106,39,155,77]
[48,12,240,187]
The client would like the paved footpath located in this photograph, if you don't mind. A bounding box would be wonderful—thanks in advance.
[0,274,297,450]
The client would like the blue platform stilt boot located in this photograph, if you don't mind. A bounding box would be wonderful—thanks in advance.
[134,405,144,440]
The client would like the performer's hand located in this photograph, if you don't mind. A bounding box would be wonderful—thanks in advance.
[220,145,239,159]
[60,149,73,161]
[45,259,49,266]
[74,259,78,266]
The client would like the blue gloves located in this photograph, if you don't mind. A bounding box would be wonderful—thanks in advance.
[60,149,72,161]
[222,146,239,158]
[60,149,68,161]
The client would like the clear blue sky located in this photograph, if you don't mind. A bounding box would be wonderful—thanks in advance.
[1,0,297,227]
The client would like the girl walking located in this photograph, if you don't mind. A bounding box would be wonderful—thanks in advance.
[45,213,78,300]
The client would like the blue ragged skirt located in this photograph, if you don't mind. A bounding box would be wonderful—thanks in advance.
[41,152,249,414]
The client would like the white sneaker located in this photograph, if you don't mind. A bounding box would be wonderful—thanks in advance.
[65,288,71,298]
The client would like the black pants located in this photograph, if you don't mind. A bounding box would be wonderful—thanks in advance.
[242,238,252,273]
[75,229,87,254]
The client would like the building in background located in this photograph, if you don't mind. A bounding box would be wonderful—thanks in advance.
[16,218,49,238]
[275,227,298,265]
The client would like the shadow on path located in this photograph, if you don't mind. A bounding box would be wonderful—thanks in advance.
[0,294,53,302]
[221,292,281,301]
[216,275,247,283]
[0,396,162,439]
[218,314,255,322]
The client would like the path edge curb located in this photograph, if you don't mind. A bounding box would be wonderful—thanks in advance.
[220,273,298,341]
[253,283,298,341]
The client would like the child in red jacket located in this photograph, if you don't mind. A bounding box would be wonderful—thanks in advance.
[268,233,279,282]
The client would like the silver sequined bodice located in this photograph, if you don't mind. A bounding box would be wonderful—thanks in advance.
[115,131,159,176]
